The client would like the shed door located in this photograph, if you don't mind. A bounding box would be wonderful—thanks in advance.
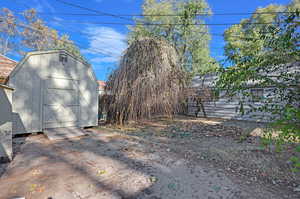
[43,77,80,129]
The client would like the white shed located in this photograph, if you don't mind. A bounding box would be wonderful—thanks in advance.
[8,50,99,135]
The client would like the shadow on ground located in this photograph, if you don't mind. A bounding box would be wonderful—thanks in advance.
[0,116,299,199]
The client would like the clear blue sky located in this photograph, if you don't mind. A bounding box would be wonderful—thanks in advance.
[1,0,292,80]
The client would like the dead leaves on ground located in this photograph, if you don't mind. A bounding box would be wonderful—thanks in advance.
[97,169,107,176]
[29,183,45,194]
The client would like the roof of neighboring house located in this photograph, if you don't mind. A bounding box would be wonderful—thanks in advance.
[192,62,300,88]
[0,54,17,84]
[98,80,106,91]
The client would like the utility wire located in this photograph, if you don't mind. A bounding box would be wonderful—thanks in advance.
[11,0,296,17]
[51,0,295,27]
[1,4,119,56]
[43,17,264,40]
[34,11,297,17]
[11,0,292,33]
[12,10,293,27]
[14,22,117,57]
[7,3,126,54]
[53,0,133,22]
[38,19,292,26]
[38,15,254,48]
[41,16,128,41]
[7,1,288,55]
[10,7,265,42]
[48,21,126,54]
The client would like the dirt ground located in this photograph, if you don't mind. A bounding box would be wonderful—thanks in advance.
[0,116,299,199]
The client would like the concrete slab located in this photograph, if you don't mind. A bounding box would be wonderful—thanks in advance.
[43,127,87,141]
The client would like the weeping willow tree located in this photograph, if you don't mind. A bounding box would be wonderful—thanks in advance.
[102,37,186,124]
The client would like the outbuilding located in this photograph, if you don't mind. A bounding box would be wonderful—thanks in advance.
[8,50,99,135]
[0,84,13,162]
[188,62,300,122]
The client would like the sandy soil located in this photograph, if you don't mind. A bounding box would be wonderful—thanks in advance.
[0,116,299,199]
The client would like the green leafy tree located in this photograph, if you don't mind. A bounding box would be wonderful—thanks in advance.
[128,0,219,75]
[0,8,85,61]
[224,0,299,64]
[217,9,300,171]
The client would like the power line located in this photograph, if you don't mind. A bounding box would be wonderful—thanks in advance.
[34,11,297,17]
[39,15,254,48]
[53,0,133,22]
[51,0,295,27]
[45,17,264,40]
[11,0,296,18]
[9,0,297,29]
[43,17,128,41]
[43,21,290,26]
[19,13,273,41]
[7,3,126,54]
[51,14,285,40]
[20,10,265,41]
[7,1,288,56]
[1,6,119,56]
[39,18,292,26]
[51,23,126,55]
[14,22,117,57]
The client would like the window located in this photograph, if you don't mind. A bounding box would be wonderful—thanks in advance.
[59,53,68,64]
[251,88,264,102]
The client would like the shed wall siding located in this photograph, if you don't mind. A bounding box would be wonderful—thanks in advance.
[9,56,40,134]
[78,65,98,127]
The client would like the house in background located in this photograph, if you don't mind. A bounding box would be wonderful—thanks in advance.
[97,80,107,121]
[4,50,99,135]
[98,80,106,95]
[188,62,300,122]
[0,54,17,84]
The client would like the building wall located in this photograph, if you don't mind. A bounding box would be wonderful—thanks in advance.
[77,58,98,127]
[9,55,37,134]
[188,74,278,122]
[8,50,98,134]
[0,85,13,161]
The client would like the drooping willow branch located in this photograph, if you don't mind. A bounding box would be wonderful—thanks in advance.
[101,37,186,124]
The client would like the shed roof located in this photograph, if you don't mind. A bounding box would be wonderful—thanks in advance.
[9,50,97,83]
[0,54,17,84]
